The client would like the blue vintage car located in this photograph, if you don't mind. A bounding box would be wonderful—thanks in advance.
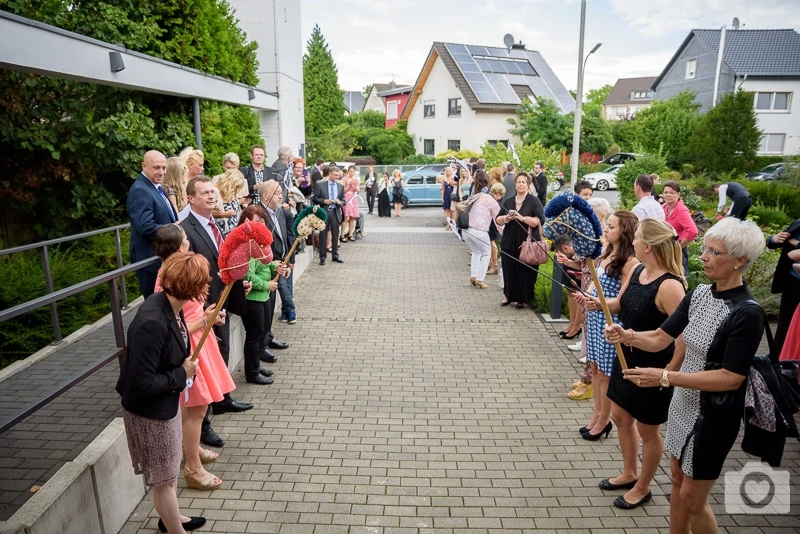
[399,169,443,207]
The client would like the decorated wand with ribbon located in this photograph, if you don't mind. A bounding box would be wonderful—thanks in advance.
[270,204,328,283]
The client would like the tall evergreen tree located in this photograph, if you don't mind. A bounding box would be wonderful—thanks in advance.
[686,90,761,174]
[303,25,345,138]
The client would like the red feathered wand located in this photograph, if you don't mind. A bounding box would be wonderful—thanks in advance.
[189,220,274,362]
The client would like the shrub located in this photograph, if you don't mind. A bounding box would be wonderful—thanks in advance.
[481,141,560,173]
[748,206,792,228]
[395,154,441,165]
[746,180,800,217]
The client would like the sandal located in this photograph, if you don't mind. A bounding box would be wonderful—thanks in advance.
[486,266,498,275]
[183,447,218,465]
[568,383,593,401]
[183,466,222,490]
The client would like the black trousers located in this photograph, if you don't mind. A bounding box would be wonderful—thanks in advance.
[318,214,341,259]
[137,269,158,299]
[366,189,375,213]
[242,299,268,379]
[265,290,277,344]
[730,197,752,220]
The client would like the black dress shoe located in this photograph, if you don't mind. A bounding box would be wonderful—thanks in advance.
[259,368,274,377]
[158,516,206,533]
[200,427,224,448]
[246,374,274,385]
[614,491,652,509]
[261,350,277,363]
[332,257,344,263]
[269,340,289,350]
[212,400,254,415]
[319,258,326,265]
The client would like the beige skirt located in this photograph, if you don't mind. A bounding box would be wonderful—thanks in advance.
[122,408,182,486]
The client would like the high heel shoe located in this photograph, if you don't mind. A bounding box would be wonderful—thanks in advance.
[582,421,613,441]
[475,280,487,289]
[158,516,207,532]
[470,277,477,286]
[560,328,582,340]
[183,466,222,490]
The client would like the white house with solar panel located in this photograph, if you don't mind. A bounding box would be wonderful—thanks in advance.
[400,42,575,155]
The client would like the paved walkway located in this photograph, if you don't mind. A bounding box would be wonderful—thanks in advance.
[110,207,798,534]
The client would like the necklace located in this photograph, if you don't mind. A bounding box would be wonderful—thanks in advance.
[515,196,525,205]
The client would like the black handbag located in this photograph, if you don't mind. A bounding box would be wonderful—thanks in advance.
[456,196,477,230]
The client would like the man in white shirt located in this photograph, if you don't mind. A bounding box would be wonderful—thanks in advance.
[631,174,665,221]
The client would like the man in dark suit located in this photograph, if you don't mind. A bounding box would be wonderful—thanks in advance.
[314,166,345,265]
[180,176,253,447]
[533,161,548,208]
[240,144,272,206]
[126,150,178,297]
[309,158,324,192]
[502,162,516,202]
[258,180,293,365]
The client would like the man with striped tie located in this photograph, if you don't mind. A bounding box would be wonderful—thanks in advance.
[127,150,179,298]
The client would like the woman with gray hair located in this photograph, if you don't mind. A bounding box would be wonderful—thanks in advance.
[606,217,766,533]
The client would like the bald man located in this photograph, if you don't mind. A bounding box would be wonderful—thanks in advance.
[127,150,178,297]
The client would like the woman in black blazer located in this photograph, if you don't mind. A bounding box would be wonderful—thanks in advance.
[116,251,209,533]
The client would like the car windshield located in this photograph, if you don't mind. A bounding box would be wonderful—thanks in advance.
[603,166,617,173]
[760,163,783,172]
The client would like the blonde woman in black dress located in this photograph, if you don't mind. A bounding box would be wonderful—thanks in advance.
[583,219,686,509]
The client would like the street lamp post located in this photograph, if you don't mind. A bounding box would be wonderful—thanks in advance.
[568,0,602,188]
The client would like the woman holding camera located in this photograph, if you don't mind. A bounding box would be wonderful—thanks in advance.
[495,172,544,309]
[606,217,766,533]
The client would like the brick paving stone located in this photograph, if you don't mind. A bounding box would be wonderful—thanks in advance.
[4,209,800,532]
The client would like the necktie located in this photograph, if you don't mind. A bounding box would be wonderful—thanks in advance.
[157,185,177,222]
[329,182,335,206]
[208,219,223,251]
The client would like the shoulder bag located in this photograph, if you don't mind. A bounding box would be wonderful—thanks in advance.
[519,226,548,266]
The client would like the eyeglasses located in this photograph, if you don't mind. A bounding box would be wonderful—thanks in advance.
[700,245,729,257]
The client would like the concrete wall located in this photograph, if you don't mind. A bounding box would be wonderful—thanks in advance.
[407,56,517,153]
[230,0,305,160]
[653,36,735,111]
[741,78,800,156]
[4,419,144,534]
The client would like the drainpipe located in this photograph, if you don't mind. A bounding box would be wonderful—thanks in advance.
[193,98,202,150]
[712,25,726,108]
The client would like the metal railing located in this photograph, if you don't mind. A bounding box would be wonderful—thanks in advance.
[0,223,133,343]
[0,256,158,433]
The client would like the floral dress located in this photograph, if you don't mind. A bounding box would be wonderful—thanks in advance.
[586,265,622,376]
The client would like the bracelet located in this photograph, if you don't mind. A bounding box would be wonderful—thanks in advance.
[624,329,636,347]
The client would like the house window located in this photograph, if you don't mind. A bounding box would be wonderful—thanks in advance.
[447,140,461,151]
[630,90,654,100]
[423,139,435,155]
[487,140,509,148]
[685,59,696,80]
[759,133,786,154]
[423,101,435,118]
[387,100,399,120]
[448,98,461,117]
[754,92,791,112]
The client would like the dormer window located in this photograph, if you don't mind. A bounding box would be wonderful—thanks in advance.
[685,59,697,80]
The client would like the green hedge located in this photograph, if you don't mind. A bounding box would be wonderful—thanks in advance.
[0,231,138,368]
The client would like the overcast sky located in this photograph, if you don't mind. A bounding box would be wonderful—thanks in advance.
[301,0,800,96]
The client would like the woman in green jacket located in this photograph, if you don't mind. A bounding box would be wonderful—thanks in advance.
[239,205,281,385]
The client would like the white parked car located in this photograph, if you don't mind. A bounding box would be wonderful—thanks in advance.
[583,165,623,191]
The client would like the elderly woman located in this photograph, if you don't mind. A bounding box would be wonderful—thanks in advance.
[495,172,545,309]
[584,219,686,509]
[151,225,234,494]
[662,181,698,277]
[116,250,206,534]
[463,170,501,289]
[607,217,766,533]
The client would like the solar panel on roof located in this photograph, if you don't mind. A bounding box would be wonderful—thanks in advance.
[467,45,488,55]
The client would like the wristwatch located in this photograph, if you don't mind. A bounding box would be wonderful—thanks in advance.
[660,369,671,389]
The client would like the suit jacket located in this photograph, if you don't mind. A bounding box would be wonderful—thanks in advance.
[240,165,274,195]
[534,172,548,207]
[180,211,246,316]
[768,219,800,294]
[314,179,345,225]
[127,174,178,272]
[309,166,323,191]
[116,291,188,420]
[262,204,296,265]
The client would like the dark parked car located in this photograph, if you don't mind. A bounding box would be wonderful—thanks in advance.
[599,152,639,166]
[745,162,800,181]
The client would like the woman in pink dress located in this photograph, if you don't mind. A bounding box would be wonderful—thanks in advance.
[779,249,800,368]
[342,165,361,242]
[153,224,235,491]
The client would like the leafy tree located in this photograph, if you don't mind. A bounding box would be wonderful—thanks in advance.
[685,90,761,174]
[584,84,613,115]
[364,125,414,164]
[200,101,265,176]
[611,117,643,151]
[615,151,668,208]
[633,91,700,167]
[303,25,346,138]
[346,109,386,129]
[0,0,262,239]
[306,124,358,161]
[508,98,572,149]
[481,141,560,173]
[573,108,614,155]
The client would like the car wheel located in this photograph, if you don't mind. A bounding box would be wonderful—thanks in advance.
[401,195,409,208]
[596,180,609,191]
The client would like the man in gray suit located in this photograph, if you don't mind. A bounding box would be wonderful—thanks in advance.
[314,165,345,265]
[502,161,516,202]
